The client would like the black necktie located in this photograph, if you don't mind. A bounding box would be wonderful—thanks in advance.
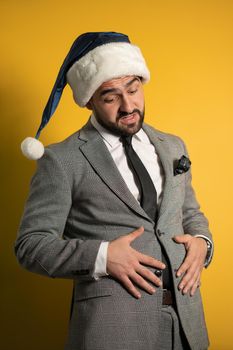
[121,135,171,290]
[121,135,158,219]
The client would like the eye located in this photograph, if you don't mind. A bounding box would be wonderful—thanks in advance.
[128,87,138,95]
[103,95,118,104]
[103,98,114,104]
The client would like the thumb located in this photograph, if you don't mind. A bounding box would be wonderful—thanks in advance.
[127,226,144,243]
[173,234,191,244]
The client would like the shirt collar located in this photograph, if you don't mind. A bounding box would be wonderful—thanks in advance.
[91,114,119,147]
[90,114,150,147]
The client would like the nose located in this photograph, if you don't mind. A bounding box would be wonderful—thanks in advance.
[119,94,134,114]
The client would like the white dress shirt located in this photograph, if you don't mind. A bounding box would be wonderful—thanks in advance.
[90,115,212,278]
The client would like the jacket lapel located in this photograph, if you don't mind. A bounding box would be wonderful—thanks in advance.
[77,121,152,222]
[142,124,174,227]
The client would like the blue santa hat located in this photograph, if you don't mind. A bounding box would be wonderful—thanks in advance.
[21,31,150,160]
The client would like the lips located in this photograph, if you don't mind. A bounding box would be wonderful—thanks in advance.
[119,113,138,125]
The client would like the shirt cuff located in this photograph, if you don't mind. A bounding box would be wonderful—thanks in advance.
[93,241,109,280]
[194,234,214,267]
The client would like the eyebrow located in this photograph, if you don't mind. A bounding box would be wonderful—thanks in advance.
[99,77,140,97]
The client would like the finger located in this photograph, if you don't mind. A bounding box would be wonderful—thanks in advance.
[173,234,192,244]
[179,269,200,294]
[120,275,142,299]
[176,255,194,277]
[190,274,201,296]
[176,245,200,277]
[138,252,166,270]
[129,271,156,295]
[136,265,163,287]
[127,226,144,243]
[190,273,201,297]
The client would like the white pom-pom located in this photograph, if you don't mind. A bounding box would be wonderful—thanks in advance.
[21,137,45,160]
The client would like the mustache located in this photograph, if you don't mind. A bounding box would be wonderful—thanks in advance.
[117,109,143,119]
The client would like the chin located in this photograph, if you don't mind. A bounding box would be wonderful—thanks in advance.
[120,121,142,135]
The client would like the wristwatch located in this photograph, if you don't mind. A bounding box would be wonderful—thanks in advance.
[204,239,213,267]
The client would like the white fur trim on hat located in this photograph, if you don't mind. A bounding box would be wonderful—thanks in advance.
[21,137,45,160]
[66,42,150,107]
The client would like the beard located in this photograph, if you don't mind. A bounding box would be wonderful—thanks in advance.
[93,107,145,137]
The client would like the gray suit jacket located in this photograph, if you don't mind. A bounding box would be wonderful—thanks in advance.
[15,120,212,350]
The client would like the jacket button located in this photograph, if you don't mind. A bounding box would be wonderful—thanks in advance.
[154,269,162,277]
[157,229,165,237]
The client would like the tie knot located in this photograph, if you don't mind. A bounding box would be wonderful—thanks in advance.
[121,135,133,147]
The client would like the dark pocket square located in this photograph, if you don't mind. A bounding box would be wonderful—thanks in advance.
[174,155,191,175]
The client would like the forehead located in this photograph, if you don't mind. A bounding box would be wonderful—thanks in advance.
[97,75,140,92]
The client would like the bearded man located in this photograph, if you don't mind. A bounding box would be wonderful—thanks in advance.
[15,32,213,350]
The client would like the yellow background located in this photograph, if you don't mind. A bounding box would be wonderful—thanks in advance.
[1,1,232,349]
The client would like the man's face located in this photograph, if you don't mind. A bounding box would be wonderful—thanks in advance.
[87,76,145,136]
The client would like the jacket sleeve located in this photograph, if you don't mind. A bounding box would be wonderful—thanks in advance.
[14,148,102,280]
[181,139,213,243]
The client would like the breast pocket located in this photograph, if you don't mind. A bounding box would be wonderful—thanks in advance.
[170,174,186,208]
[172,173,186,187]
